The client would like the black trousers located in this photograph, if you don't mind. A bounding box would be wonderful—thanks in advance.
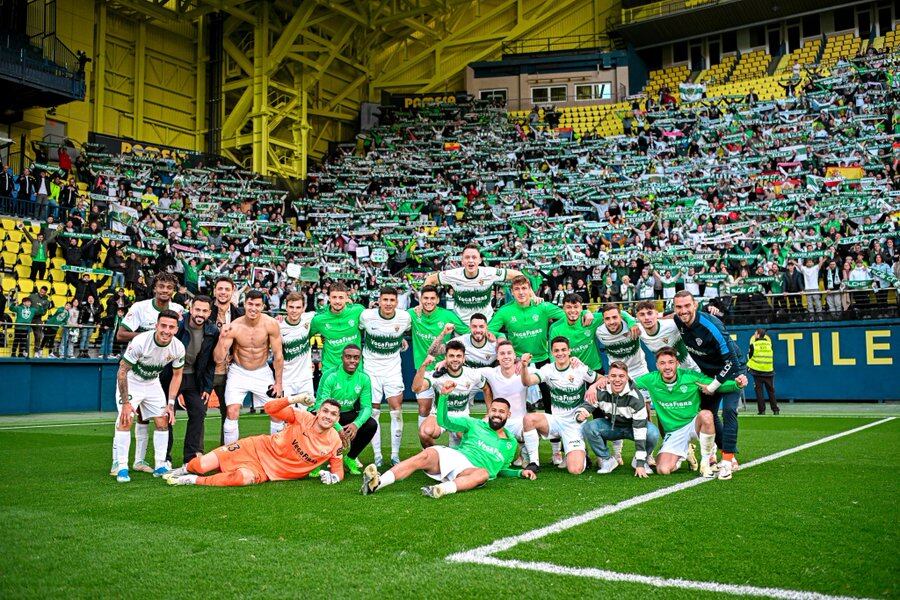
[12,327,30,356]
[214,373,228,445]
[30,261,46,281]
[751,371,778,414]
[166,373,207,463]
[338,410,377,460]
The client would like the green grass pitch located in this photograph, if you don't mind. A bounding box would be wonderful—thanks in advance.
[0,412,897,599]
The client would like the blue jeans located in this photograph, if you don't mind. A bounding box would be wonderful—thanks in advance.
[582,417,660,462]
[79,326,95,352]
[111,271,125,288]
[60,327,74,358]
[100,329,114,357]
[716,389,742,454]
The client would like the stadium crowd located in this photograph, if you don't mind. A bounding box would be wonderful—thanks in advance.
[1,48,899,359]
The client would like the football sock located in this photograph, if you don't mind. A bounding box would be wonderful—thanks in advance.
[114,430,131,468]
[186,456,204,474]
[153,430,168,469]
[699,433,717,463]
[524,429,540,465]
[379,470,396,489]
[390,409,403,457]
[550,440,561,457]
[197,471,246,486]
[612,439,624,456]
[134,423,149,464]
[223,418,239,445]
[436,481,458,495]
[269,419,284,435]
[417,415,426,429]
[370,409,382,459]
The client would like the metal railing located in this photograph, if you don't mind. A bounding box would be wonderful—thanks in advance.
[0,321,122,360]
[0,32,85,99]
[501,33,613,56]
[610,0,720,27]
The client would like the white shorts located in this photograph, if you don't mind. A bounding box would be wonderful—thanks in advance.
[367,369,405,404]
[432,409,469,437]
[117,377,166,419]
[283,377,314,398]
[426,446,475,482]
[416,386,435,401]
[659,416,700,459]
[543,413,585,454]
[225,363,275,408]
[504,416,525,441]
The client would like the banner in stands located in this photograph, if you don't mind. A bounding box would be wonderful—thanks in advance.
[679,82,706,102]
[88,133,194,161]
[383,91,469,109]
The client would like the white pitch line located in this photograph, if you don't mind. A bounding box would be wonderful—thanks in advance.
[447,417,894,599]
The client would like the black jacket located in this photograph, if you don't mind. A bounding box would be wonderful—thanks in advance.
[161,318,220,394]
[78,302,102,325]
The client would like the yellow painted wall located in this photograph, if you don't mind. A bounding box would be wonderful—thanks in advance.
[7,0,201,169]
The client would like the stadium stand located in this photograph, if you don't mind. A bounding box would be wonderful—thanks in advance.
[730,49,772,82]
[1,48,898,359]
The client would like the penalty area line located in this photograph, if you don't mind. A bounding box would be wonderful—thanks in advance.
[446,417,894,600]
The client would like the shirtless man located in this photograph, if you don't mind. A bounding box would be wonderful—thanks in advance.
[213,289,285,443]
[211,276,244,440]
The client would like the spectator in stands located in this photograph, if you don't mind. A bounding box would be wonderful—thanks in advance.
[870,253,893,308]
[848,259,871,309]
[42,303,69,358]
[99,306,125,359]
[60,298,79,359]
[27,286,50,355]
[782,262,804,313]
[77,294,101,358]
[798,257,826,316]
[11,296,35,357]
[17,168,36,213]
[74,272,99,304]
[34,169,52,221]
[19,223,58,281]
[63,237,83,285]
[57,146,72,177]
[823,259,844,315]
[0,165,14,203]
[58,178,78,216]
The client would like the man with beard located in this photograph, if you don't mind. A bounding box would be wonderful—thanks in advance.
[210,276,244,439]
[161,296,219,462]
[360,395,536,499]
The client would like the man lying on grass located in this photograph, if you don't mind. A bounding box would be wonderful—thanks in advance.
[360,388,537,499]
[165,397,348,486]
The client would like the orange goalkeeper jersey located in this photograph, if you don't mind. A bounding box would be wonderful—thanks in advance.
[257,399,344,481]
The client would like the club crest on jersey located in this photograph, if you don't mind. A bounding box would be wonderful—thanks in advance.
[663,337,670,344]
[567,374,574,382]
[354,385,362,394]
[394,326,400,332]
[696,337,703,345]
[532,314,539,321]
[510,316,517,322]
[348,320,355,326]
[680,385,688,393]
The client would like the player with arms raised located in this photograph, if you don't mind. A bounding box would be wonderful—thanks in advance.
[213,290,285,443]
[423,243,524,324]
[112,309,185,482]
[359,287,411,467]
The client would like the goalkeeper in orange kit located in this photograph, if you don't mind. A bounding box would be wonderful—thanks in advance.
[164,397,347,486]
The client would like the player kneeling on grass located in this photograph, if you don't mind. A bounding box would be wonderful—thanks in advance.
[165,397,347,487]
[519,337,597,475]
[360,394,536,498]
[633,347,746,479]
[113,309,185,482]
[578,360,659,477]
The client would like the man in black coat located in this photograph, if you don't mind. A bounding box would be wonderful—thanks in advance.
[782,261,804,313]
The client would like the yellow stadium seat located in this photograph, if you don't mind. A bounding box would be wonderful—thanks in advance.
[18,254,31,267]
[49,268,65,282]
[1,276,15,292]
[15,264,31,279]
[18,279,33,294]
[4,240,19,254]
[0,218,15,230]
[1,251,16,269]
[50,257,66,269]
[51,295,68,308]
[52,282,69,296]
[35,279,52,292]
[5,230,23,243]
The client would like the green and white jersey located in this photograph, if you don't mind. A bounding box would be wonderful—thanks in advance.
[535,362,597,419]
[359,308,411,373]
[121,299,185,333]
[408,306,466,370]
[478,366,528,421]
[548,317,604,371]
[310,303,365,373]
[488,300,566,363]
[424,366,486,412]
[634,369,739,432]
[437,266,507,324]
[595,312,648,377]
[280,312,314,385]
[122,330,185,383]
[637,318,699,371]
[455,333,497,367]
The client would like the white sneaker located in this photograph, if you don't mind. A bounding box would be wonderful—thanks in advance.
[717,460,733,480]
[614,452,624,467]
[48,352,57,358]
[631,457,653,473]
[686,443,699,471]
[597,457,619,474]
[133,460,153,473]
[166,474,198,486]
[730,457,740,471]
[552,451,564,466]
[360,464,380,495]
[110,460,120,476]
[421,485,445,499]
[699,460,717,479]
[164,466,189,479]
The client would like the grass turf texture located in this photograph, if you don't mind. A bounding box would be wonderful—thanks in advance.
[0,413,896,599]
